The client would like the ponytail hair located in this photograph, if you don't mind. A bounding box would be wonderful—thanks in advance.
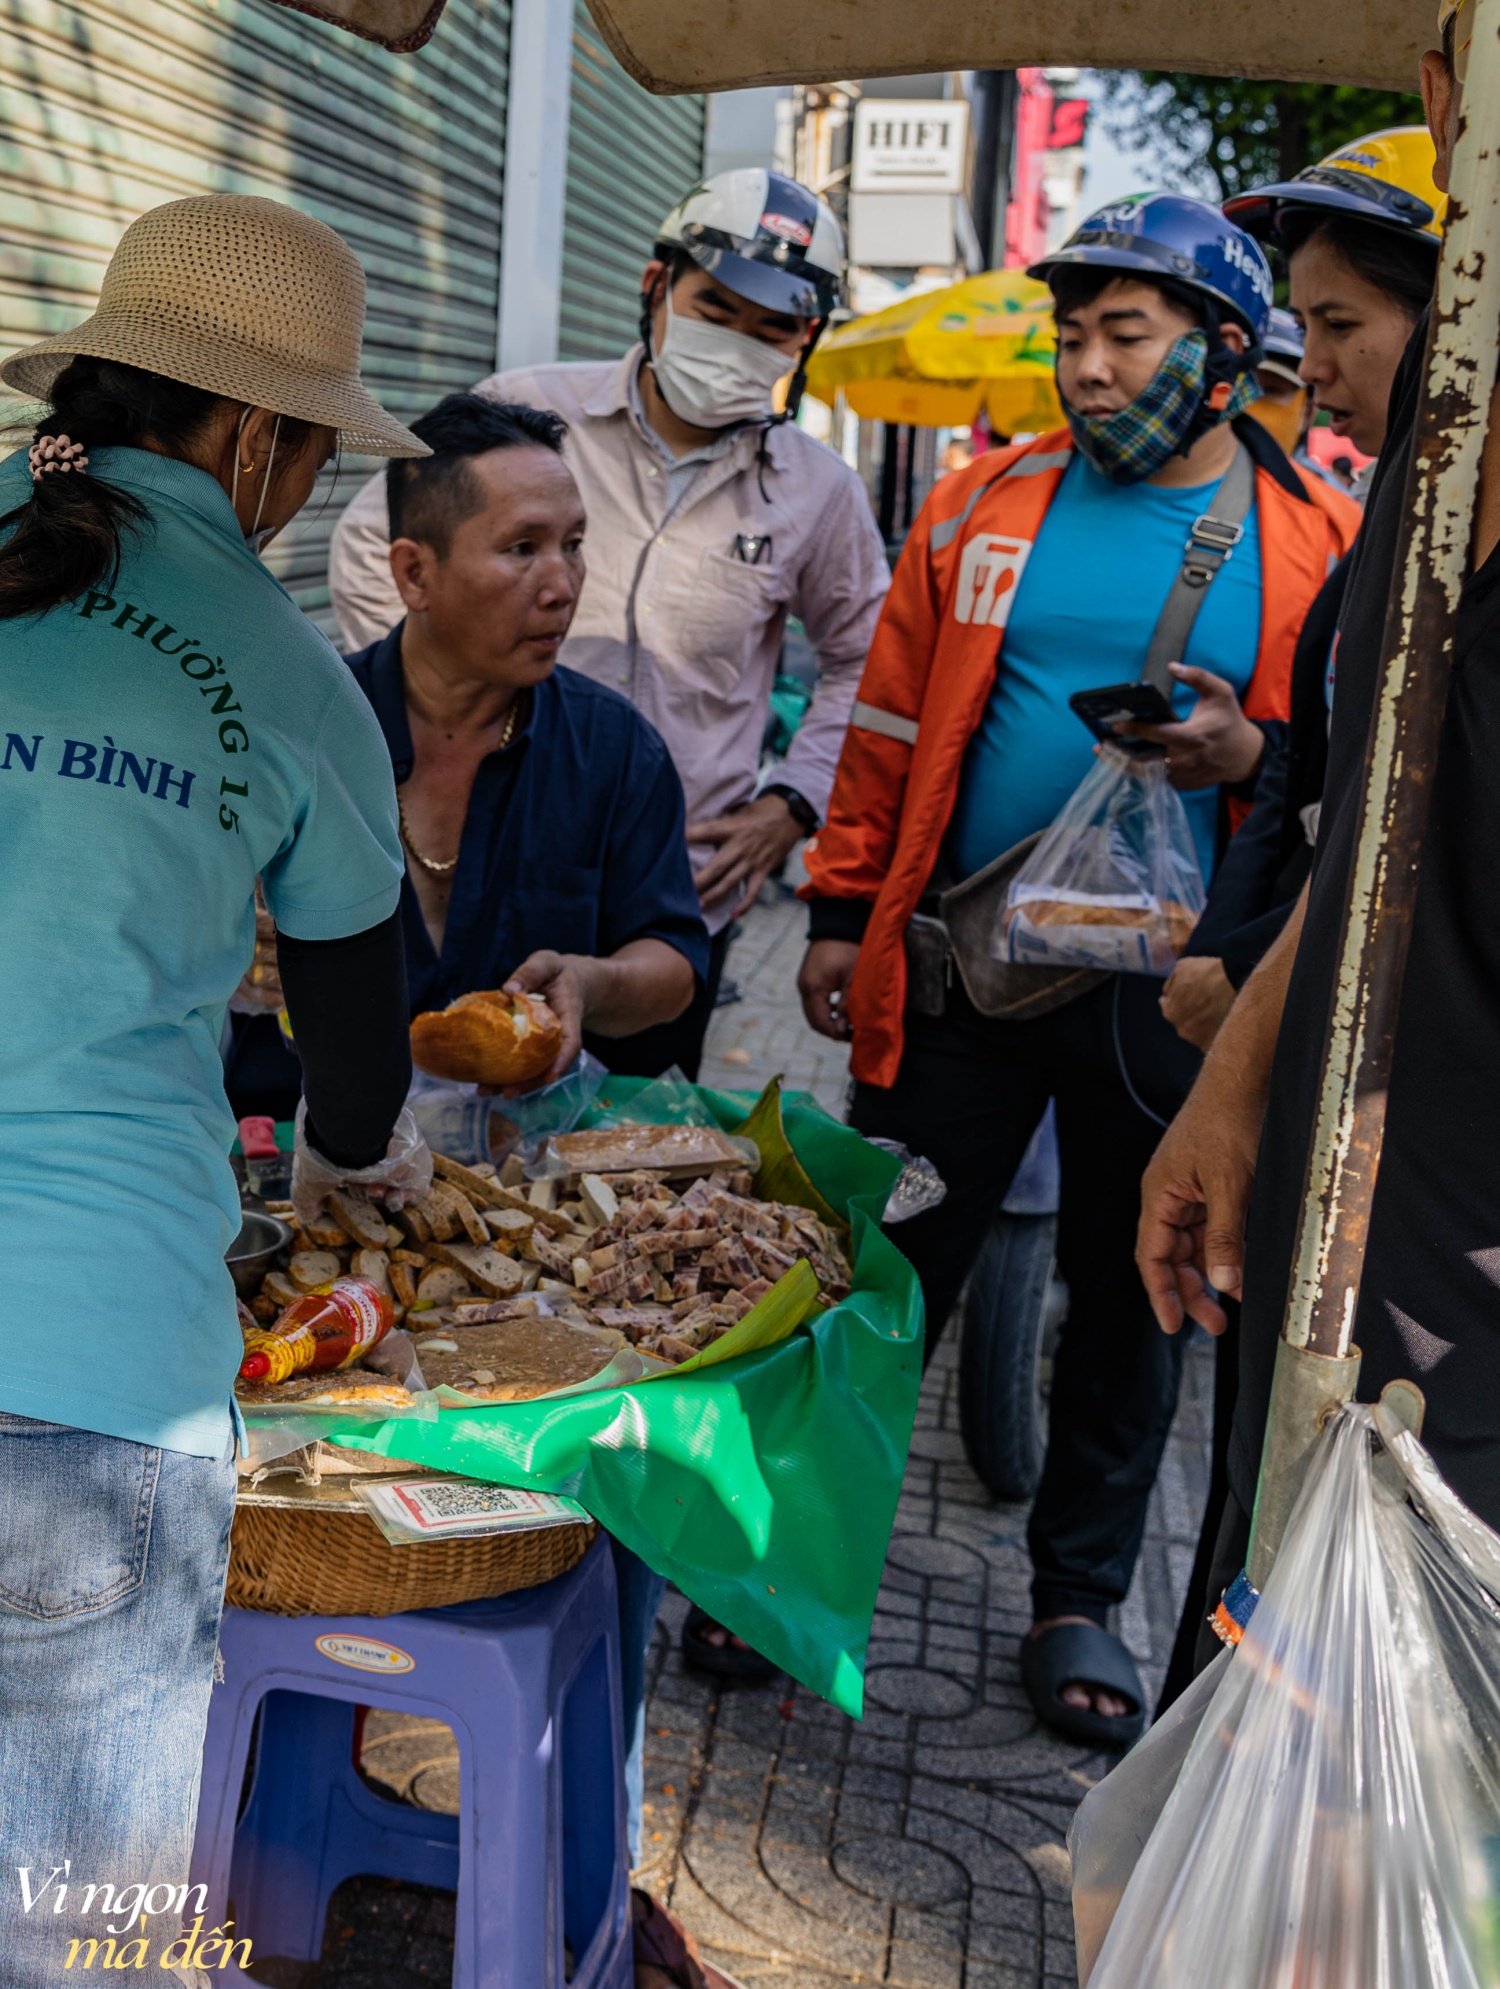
[0,359,229,620]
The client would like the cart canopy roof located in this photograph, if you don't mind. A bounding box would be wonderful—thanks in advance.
[582,0,1436,95]
[268,0,1437,92]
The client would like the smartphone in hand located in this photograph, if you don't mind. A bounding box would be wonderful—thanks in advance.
[1068,682,1176,750]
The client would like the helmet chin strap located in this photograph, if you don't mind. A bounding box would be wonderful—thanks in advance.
[771,316,827,428]
[1176,297,1265,456]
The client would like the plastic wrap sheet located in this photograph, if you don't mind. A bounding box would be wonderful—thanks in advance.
[1073,1403,1500,1987]
[326,1081,921,1718]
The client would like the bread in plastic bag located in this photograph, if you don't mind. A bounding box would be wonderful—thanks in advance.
[994,744,1205,976]
[1072,1401,1500,1987]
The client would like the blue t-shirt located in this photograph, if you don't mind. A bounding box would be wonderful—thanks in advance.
[0,447,403,1456]
[946,453,1263,882]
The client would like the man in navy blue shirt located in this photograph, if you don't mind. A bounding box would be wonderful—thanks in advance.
[345,393,709,1069]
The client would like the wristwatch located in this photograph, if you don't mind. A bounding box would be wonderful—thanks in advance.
[763,783,818,833]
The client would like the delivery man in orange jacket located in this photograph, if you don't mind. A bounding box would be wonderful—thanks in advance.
[799,194,1359,1748]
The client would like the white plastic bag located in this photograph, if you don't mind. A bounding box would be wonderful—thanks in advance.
[1074,1402,1500,1989]
[995,744,1205,975]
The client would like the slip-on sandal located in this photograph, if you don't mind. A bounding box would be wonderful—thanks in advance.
[1020,1620,1146,1749]
[680,1603,778,1681]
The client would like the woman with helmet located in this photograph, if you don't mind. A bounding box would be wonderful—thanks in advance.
[1159,130,1440,1052]
[800,190,1358,1749]
[1150,128,1441,1706]
[0,195,429,1981]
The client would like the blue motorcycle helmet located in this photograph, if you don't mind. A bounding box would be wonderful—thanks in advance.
[1030,191,1275,341]
[1262,306,1304,366]
[1030,193,1273,473]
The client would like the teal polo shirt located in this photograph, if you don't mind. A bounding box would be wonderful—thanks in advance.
[0,446,403,1456]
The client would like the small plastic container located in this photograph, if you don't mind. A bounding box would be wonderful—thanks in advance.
[238,1115,293,1202]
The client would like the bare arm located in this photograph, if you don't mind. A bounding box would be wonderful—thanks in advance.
[1136,880,1308,1335]
[501,940,695,1088]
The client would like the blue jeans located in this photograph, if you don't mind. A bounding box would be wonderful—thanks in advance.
[0,1415,235,1988]
[608,1536,666,1867]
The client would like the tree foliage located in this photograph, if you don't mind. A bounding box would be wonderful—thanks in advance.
[1096,74,1424,201]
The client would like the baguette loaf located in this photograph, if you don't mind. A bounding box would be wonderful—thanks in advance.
[410,989,563,1086]
[1014,897,1197,952]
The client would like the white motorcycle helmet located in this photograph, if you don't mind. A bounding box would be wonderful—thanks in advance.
[654,168,846,320]
[647,170,845,431]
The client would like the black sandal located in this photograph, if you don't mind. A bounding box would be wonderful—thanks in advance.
[680,1604,778,1681]
[1020,1621,1146,1748]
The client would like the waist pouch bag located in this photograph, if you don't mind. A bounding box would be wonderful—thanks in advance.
[904,833,1107,1021]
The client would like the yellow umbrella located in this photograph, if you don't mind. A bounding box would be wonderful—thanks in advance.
[805,269,1062,433]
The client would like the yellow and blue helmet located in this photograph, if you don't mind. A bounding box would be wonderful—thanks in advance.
[1225,127,1445,249]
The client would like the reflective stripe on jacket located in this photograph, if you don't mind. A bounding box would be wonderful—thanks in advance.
[801,426,1363,1090]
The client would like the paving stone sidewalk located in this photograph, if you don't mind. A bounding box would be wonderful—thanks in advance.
[250,883,1212,1988]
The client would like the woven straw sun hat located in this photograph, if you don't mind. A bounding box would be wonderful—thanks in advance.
[0,193,427,458]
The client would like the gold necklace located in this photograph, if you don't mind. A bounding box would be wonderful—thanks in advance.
[398,695,525,877]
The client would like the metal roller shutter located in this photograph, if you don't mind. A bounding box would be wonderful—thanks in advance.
[0,0,510,628]
[558,0,704,362]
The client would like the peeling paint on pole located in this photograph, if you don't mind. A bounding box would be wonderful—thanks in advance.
[1282,2,1500,1360]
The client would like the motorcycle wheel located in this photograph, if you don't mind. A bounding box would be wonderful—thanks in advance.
[957,1211,1059,1503]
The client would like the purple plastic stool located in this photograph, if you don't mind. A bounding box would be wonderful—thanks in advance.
[190,1533,631,1987]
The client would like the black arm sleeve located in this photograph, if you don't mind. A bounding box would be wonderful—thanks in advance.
[277,910,411,1170]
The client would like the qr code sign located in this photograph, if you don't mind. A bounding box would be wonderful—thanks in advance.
[398,1480,530,1526]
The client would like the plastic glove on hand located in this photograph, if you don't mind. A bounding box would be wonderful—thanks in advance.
[290,1100,434,1225]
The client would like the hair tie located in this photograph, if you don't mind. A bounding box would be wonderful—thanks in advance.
[29,434,89,483]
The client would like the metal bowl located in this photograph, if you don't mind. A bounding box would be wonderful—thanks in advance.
[226,1210,293,1295]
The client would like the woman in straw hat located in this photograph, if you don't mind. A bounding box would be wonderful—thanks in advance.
[0,193,430,1981]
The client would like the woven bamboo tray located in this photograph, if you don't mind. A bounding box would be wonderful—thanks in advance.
[226,1503,596,1617]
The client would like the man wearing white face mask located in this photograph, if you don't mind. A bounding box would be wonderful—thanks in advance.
[329,169,890,1079]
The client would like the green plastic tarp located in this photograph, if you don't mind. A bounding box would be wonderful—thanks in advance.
[330,1082,922,1718]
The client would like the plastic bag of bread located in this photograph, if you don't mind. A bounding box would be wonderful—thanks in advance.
[994,744,1204,976]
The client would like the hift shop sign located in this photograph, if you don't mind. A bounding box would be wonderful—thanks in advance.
[852,99,970,194]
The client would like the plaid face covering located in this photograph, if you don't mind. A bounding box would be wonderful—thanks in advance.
[1065,331,1261,485]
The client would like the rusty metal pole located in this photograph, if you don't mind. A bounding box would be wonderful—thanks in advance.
[1246,3,1500,1588]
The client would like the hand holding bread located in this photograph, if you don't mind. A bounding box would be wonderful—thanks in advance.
[410,985,565,1088]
